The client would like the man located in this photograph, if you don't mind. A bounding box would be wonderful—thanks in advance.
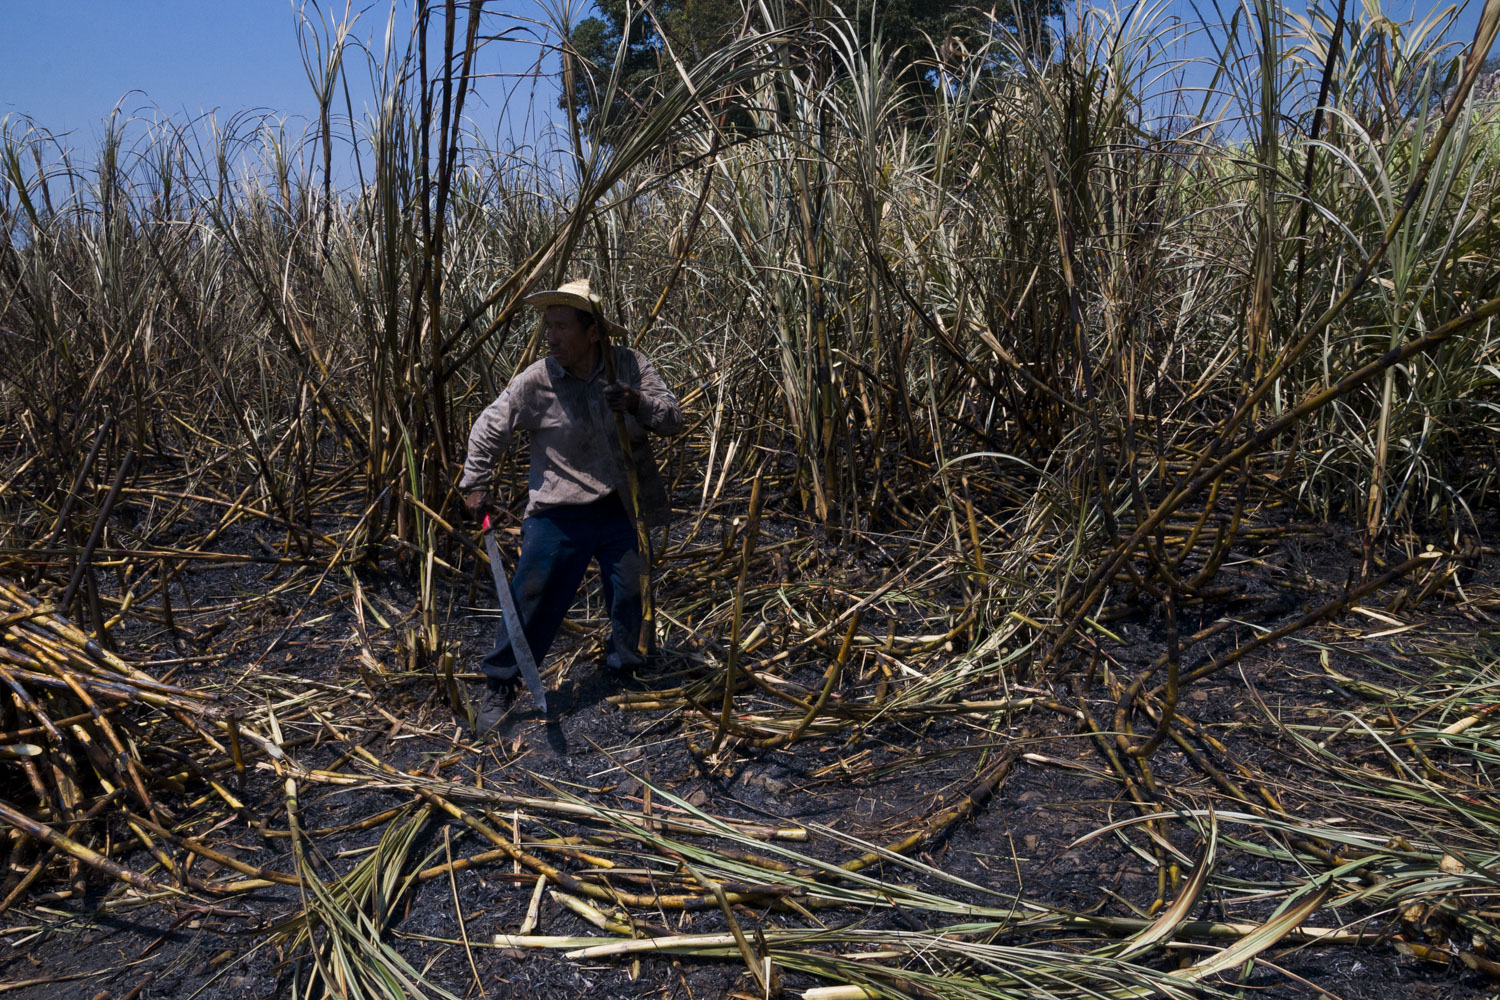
[459,278,684,727]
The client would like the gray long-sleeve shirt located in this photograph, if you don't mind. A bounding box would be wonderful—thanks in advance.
[459,347,685,528]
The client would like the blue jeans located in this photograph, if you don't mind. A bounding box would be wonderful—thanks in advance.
[481,493,644,685]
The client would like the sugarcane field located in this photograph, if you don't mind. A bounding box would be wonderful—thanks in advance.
[4,1,1500,997]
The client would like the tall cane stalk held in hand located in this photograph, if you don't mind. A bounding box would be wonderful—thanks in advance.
[597,324,654,657]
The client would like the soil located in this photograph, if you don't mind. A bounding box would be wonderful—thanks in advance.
[1,497,1498,1000]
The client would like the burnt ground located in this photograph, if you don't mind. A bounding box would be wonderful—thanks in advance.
[1,509,1498,1000]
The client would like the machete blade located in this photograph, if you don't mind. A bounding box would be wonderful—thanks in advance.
[481,513,547,713]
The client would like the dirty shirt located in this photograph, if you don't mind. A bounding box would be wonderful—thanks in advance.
[459,346,684,529]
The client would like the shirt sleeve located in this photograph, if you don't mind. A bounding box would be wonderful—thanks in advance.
[630,350,685,436]
[458,383,520,491]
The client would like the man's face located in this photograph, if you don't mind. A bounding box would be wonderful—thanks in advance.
[544,305,599,373]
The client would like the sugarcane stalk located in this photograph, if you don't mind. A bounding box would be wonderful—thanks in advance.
[595,323,655,657]
[713,464,765,753]
[0,799,169,896]
[60,448,135,622]
[29,416,113,588]
[750,610,864,751]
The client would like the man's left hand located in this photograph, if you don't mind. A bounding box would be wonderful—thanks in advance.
[603,382,640,414]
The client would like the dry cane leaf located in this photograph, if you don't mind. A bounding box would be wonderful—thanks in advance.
[1460,950,1500,980]
[1396,940,1453,967]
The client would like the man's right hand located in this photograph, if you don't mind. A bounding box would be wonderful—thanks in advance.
[464,489,495,521]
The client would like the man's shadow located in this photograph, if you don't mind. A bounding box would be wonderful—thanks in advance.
[481,695,567,755]
[534,663,618,754]
[537,655,690,756]
[480,666,608,756]
[544,715,568,755]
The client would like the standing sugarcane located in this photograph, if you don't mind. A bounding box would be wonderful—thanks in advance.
[593,317,657,652]
[459,279,683,731]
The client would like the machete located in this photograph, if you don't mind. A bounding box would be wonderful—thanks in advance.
[481,513,547,713]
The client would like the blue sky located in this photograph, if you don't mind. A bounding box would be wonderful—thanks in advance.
[0,0,1489,162]
[4,4,332,137]
[1,1,564,155]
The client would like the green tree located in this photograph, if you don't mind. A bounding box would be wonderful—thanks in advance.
[562,0,1061,133]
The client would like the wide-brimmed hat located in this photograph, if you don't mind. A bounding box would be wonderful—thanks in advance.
[523,278,625,336]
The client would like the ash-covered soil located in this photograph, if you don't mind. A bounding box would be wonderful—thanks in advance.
[1,508,1497,1000]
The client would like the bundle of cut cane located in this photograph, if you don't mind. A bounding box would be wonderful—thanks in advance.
[0,579,236,907]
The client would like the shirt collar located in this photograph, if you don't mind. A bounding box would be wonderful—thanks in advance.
[544,354,605,382]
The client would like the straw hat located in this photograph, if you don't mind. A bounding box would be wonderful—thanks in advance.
[523,278,625,336]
